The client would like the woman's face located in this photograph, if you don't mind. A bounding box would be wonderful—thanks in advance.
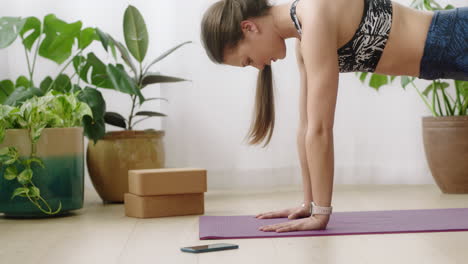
[223,20,286,70]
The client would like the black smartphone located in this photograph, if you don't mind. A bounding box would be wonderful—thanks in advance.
[180,243,239,253]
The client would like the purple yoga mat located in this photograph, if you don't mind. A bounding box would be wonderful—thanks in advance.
[199,208,468,240]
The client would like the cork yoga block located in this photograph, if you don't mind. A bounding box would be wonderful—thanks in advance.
[125,168,207,218]
[124,193,205,218]
[128,168,207,196]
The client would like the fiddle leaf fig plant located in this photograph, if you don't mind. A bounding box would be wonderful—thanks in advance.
[84,5,192,130]
[354,0,467,116]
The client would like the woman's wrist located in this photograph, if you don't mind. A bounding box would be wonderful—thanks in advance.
[312,213,330,228]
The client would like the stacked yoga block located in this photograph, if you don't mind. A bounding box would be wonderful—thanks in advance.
[124,168,207,218]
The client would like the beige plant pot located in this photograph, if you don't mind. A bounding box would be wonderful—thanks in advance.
[422,116,468,194]
[86,130,165,202]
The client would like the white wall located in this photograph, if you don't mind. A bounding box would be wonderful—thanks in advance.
[1,0,466,191]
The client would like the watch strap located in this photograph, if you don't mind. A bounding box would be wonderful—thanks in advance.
[311,201,332,215]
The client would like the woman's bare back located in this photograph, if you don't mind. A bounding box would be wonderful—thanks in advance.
[296,0,435,77]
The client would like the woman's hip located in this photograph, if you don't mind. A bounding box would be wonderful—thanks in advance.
[419,7,468,81]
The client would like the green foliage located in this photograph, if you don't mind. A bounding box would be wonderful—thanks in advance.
[355,1,466,117]
[93,5,192,130]
[0,13,106,216]
[0,14,106,141]
[123,5,148,62]
[0,90,92,215]
[0,17,26,48]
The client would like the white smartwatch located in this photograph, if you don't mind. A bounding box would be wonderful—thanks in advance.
[302,201,333,216]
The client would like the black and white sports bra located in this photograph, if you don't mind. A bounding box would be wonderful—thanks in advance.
[290,0,393,73]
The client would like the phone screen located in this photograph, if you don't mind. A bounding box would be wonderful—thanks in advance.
[181,243,239,253]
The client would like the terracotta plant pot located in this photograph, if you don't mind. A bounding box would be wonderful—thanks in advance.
[0,127,84,217]
[86,130,165,202]
[422,116,468,194]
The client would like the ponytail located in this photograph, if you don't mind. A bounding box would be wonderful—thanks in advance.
[245,65,275,147]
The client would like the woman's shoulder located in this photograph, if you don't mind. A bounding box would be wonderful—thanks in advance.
[295,0,342,41]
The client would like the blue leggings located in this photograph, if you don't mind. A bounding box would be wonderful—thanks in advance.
[419,7,468,81]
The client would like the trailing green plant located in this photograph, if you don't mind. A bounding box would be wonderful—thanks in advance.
[85,5,192,130]
[0,14,106,215]
[0,90,94,215]
[355,0,468,116]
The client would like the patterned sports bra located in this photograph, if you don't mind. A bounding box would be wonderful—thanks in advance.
[290,0,393,73]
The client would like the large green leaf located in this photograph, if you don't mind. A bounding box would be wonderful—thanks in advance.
[53,74,72,93]
[19,17,41,51]
[82,115,105,145]
[39,14,82,64]
[135,111,166,117]
[0,17,26,49]
[113,39,137,75]
[0,80,15,104]
[77,87,106,144]
[74,53,114,88]
[3,86,44,106]
[78,27,97,50]
[39,76,53,93]
[144,41,192,73]
[96,27,109,51]
[15,76,31,88]
[104,111,127,128]
[123,5,148,62]
[106,64,145,104]
[141,73,189,88]
[77,87,106,122]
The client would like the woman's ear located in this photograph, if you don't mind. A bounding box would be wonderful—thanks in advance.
[240,20,259,34]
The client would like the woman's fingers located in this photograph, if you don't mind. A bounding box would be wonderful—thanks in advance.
[256,210,288,219]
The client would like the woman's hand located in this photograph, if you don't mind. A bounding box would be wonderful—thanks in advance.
[255,205,311,220]
[259,215,329,232]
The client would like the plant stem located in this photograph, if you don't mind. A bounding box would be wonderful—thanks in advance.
[454,80,463,115]
[25,194,51,214]
[22,44,33,87]
[31,34,42,83]
[412,82,437,116]
[439,81,454,115]
[128,62,145,130]
[434,82,444,116]
[128,95,137,130]
[46,50,83,92]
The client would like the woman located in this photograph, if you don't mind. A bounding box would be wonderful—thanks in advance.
[200,0,468,233]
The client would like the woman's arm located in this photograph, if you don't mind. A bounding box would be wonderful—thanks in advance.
[295,39,313,208]
[301,0,340,225]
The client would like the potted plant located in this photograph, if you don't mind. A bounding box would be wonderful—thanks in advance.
[0,14,106,217]
[355,0,468,193]
[81,5,192,202]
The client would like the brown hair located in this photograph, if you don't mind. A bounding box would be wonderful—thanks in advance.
[201,0,275,147]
